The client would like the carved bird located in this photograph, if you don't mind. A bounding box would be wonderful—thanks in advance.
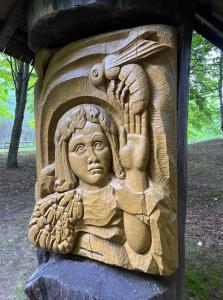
[89,34,170,115]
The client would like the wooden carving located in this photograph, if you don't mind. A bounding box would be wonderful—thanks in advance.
[28,25,178,276]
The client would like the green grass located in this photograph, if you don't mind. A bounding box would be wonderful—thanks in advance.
[185,241,223,300]
[0,147,35,154]
[15,276,27,300]
[186,264,223,300]
[209,188,223,203]
[188,135,223,144]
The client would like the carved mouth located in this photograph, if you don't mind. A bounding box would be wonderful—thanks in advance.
[88,165,103,174]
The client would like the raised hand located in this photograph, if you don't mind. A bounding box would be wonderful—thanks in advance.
[119,103,149,192]
[119,103,151,254]
[119,103,149,170]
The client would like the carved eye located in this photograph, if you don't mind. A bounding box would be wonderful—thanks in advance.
[93,69,99,78]
[89,63,105,86]
[74,144,86,154]
[94,141,104,150]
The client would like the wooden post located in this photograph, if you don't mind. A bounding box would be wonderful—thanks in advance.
[174,20,194,300]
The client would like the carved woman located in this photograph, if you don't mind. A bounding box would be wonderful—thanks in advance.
[29,103,173,272]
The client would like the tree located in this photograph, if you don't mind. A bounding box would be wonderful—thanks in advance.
[2,56,34,168]
[188,33,223,142]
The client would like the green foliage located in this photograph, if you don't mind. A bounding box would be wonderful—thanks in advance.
[189,32,223,142]
[0,54,37,127]
[0,54,14,120]
[0,101,13,122]
[28,119,35,128]
[26,69,37,127]
[26,69,37,113]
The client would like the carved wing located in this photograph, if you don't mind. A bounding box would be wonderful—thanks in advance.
[105,39,170,70]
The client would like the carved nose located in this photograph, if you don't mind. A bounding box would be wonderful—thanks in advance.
[87,148,98,164]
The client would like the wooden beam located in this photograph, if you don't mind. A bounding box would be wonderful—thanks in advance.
[27,0,192,52]
[0,0,34,63]
[0,0,26,49]
[195,13,223,50]
[1,32,34,63]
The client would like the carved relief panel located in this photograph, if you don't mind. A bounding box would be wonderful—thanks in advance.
[28,25,178,276]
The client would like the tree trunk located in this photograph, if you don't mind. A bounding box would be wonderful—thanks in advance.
[218,51,223,132]
[7,62,30,168]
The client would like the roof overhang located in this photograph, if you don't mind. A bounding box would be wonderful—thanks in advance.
[0,0,222,63]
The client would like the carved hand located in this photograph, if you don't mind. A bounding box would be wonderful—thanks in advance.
[119,105,149,192]
[119,105,149,170]
[119,130,149,172]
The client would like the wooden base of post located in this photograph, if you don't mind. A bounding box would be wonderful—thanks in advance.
[25,255,173,300]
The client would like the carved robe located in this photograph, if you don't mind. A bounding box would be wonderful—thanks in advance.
[29,178,177,275]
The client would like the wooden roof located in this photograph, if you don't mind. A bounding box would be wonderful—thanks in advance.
[0,0,33,63]
[0,0,222,63]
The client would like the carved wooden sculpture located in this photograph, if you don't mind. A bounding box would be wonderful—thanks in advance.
[28,25,177,276]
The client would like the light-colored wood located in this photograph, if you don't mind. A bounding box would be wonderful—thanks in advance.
[28,25,178,276]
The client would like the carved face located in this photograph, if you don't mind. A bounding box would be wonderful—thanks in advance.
[68,121,112,190]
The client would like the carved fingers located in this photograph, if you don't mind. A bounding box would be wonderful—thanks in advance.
[107,78,129,109]
[123,103,148,136]
[119,105,149,173]
[141,111,149,137]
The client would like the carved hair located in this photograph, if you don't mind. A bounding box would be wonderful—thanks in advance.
[54,104,124,192]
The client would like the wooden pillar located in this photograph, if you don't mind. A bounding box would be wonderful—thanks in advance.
[25,1,195,299]
[174,20,194,300]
